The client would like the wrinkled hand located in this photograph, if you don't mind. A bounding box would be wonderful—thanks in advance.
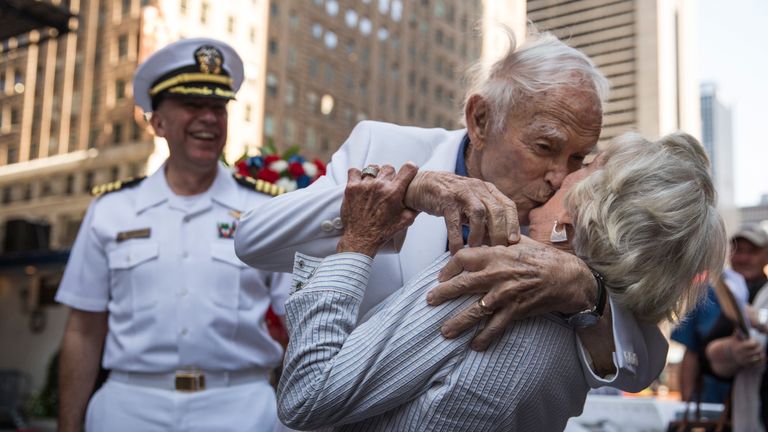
[427,238,596,350]
[730,336,765,368]
[404,171,520,254]
[337,163,420,258]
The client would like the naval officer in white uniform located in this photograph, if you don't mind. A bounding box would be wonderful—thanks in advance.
[56,38,290,432]
[235,30,668,392]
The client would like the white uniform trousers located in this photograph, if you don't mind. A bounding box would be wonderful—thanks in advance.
[85,378,279,432]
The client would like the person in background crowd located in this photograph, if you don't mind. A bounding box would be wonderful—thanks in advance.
[672,281,738,403]
[235,28,668,392]
[705,225,768,431]
[276,131,725,431]
[56,38,291,432]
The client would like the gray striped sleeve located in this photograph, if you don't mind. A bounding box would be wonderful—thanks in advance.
[277,251,475,430]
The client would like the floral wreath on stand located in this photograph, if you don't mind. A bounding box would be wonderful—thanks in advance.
[232,140,327,348]
[234,141,326,193]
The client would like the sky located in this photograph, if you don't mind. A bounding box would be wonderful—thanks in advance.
[697,0,768,206]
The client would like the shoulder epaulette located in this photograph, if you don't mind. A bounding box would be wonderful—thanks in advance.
[91,176,146,197]
[232,173,285,197]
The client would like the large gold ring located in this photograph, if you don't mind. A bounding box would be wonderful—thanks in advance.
[477,297,494,316]
[361,165,380,179]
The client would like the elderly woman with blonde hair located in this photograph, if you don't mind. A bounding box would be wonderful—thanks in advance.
[277,131,726,431]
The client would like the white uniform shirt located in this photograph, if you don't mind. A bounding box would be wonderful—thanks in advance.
[56,162,290,372]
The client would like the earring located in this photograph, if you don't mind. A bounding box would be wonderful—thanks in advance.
[550,220,568,243]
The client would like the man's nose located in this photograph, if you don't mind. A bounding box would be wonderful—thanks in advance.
[545,164,568,190]
[197,106,219,122]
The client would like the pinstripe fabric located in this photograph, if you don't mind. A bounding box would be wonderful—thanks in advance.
[278,252,590,431]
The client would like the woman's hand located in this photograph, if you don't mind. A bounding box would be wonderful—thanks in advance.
[336,163,420,258]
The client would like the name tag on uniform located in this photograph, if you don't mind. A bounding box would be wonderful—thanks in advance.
[116,228,151,242]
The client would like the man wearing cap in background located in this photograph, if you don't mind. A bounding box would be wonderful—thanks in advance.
[56,38,291,432]
[703,224,768,430]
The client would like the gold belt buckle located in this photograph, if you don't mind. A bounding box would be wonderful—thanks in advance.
[175,369,206,392]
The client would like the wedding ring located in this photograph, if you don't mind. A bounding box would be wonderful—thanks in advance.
[477,297,494,316]
[361,165,380,179]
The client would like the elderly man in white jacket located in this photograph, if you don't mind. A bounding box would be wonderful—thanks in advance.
[235,29,667,392]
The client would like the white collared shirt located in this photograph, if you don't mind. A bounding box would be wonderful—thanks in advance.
[57,162,290,372]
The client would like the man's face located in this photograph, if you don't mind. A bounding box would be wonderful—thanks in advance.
[150,97,228,171]
[731,238,768,282]
[466,86,602,225]
[527,162,598,252]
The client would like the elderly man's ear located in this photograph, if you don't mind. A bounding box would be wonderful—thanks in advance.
[465,94,490,150]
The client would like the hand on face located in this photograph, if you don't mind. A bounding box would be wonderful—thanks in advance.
[336,164,420,258]
[403,171,521,254]
[427,239,596,350]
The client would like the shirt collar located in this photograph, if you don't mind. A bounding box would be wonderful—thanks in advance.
[135,162,239,213]
[454,134,470,177]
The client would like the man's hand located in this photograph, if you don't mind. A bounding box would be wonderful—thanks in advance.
[404,171,520,254]
[337,164,420,258]
[427,238,596,350]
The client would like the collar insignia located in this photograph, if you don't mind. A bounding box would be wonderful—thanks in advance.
[194,45,223,75]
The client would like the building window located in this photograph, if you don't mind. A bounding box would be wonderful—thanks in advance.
[116,79,126,99]
[359,17,372,35]
[2,187,11,204]
[270,1,279,16]
[131,121,142,141]
[65,175,74,195]
[378,0,389,14]
[118,34,128,59]
[391,0,403,21]
[269,38,278,55]
[284,118,296,143]
[244,104,252,122]
[285,82,295,105]
[111,166,120,182]
[287,47,297,67]
[311,23,323,39]
[326,0,339,16]
[7,146,18,164]
[345,10,358,28]
[324,31,338,49]
[113,123,123,144]
[180,0,187,13]
[308,58,319,77]
[305,127,317,150]
[200,2,208,24]
[264,115,275,136]
[84,172,94,194]
[10,108,19,125]
[289,11,299,28]
[227,16,236,33]
[249,27,257,43]
[122,0,131,16]
[266,73,278,97]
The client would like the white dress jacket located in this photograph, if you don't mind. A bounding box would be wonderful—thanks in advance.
[234,120,668,391]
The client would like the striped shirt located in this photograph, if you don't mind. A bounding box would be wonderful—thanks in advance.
[278,252,589,431]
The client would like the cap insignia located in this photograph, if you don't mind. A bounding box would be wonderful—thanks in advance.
[194,45,223,75]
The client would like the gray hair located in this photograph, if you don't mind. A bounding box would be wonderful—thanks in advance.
[461,27,610,134]
[566,132,726,323]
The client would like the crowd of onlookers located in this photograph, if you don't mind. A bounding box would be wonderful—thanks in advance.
[673,223,768,429]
